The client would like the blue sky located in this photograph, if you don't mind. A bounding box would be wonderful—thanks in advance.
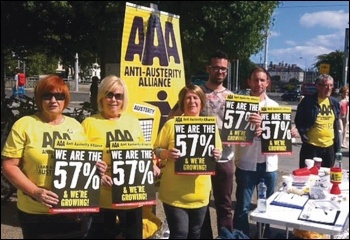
[250,1,349,70]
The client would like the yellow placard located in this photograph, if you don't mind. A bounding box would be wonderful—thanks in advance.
[319,63,330,74]
[120,2,186,144]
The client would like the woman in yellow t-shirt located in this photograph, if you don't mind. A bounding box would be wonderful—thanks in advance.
[1,75,106,239]
[82,75,145,239]
[153,83,222,239]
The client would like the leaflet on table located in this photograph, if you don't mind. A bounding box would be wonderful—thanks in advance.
[260,106,293,155]
[221,94,259,145]
[270,191,308,209]
[50,140,104,213]
[298,200,340,225]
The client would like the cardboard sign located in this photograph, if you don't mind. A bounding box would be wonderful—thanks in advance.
[174,116,217,175]
[110,142,156,207]
[51,140,103,213]
[260,106,293,155]
[221,94,260,144]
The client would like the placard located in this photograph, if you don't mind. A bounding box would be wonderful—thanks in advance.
[221,94,260,144]
[50,140,103,213]
[174,116,217,175]
[110,142,156,207]
[260,106,293,155]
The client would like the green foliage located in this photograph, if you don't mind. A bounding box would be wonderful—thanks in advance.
[236,59,259,89]
[284,84,295,91]
[4,50,58,77]
[26,53,58,76]
[289,78,299,84]
[271,75,281,81]
[314,50,344,88]
[1,1,280,95]
[153,1,280,78]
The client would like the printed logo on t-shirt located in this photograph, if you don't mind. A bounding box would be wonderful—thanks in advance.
[319,104,333,115]
[106,130,134,148]
[42,131,71,148]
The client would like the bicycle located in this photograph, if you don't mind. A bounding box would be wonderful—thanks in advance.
[1,95,37,203]
[64,101,95,123]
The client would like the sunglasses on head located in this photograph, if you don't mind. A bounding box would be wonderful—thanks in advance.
[105,92,124,100]
[42,93,66,101]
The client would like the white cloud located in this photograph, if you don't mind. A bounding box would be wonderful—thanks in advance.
[285,40,296,46]
[269,45,333,69]
[305,31,345,49]
[269,30,280,37]
[250,6,349,69]
[300,10,349,29]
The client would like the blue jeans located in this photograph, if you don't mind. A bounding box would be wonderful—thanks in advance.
[232,163,277,236]
[163,203,207,239]
[12,86,25,97]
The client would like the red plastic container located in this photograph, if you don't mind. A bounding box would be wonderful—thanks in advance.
[309,166,319,175]
[330,167,342,195]
[292,167,310,176]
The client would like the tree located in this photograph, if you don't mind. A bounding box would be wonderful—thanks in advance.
[289,78,299,84]
[1,1,280,101]
[5,52,58,77]
[314,50,344,88]
[1,1,120,99]
[153,1,280,78]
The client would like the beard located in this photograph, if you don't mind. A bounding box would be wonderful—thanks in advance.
[210,76,226,85]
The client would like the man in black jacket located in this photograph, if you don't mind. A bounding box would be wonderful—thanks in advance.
[295,74,340,168]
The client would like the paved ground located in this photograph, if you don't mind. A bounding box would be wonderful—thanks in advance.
[2,86,349,238]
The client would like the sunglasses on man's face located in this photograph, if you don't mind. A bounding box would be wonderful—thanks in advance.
[105,92,124,100]
[42,93,66,101]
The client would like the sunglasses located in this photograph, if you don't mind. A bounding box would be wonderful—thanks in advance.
[42,93,66,101]
[105,92,124,100]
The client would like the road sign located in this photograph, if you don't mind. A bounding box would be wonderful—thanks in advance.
[319,63,330,74]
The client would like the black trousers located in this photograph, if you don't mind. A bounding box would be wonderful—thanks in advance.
[299,142,335,168]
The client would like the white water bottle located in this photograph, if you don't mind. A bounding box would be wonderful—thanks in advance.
[257,178,267,213]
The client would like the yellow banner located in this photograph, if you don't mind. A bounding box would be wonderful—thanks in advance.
[120,2,186,144]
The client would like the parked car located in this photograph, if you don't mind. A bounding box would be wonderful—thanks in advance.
[301,83,317,96]
[281,90,301,101]
[190,74,208,86]
[234,89,251,95]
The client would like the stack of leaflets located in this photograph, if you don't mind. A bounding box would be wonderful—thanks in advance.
[270,191,309,209]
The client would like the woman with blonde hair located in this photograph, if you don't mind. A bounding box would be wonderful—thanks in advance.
[82,75,145,239]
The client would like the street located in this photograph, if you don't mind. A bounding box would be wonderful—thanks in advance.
[2,86,349,238]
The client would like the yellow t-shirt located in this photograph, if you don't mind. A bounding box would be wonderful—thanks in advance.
[154,118,222,209]
[1,115,86,214]
[81,113,145,209]
[307,97,335,147]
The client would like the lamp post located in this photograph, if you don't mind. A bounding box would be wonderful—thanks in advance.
[74,53,79,92]
[300,57,307,82]
[264,27,269,70]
